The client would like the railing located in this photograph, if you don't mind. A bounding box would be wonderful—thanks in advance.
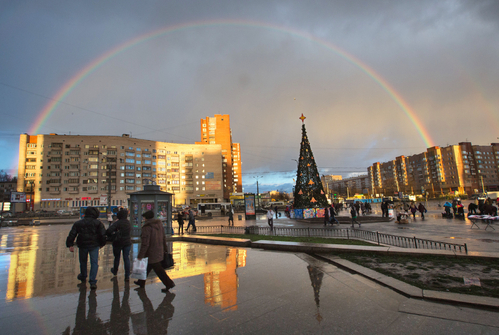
[187,225,468,253]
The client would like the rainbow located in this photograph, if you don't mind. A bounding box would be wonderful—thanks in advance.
[30,19,434,147]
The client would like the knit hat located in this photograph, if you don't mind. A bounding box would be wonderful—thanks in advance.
[116,209,128,219]
[84,206,100,219]
[142,210,155,219]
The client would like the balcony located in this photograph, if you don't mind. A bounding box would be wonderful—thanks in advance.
[50,191,61,195]
[69,190,79,194]
[88,189,98,194]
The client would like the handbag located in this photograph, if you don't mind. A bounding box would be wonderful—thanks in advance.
[131,257,148,280]
[161,252,175,269]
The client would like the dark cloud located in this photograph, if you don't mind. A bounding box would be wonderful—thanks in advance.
[1,0,498,191]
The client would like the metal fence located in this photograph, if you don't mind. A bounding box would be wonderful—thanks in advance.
[130,224,467,253]
[188,225,468,253]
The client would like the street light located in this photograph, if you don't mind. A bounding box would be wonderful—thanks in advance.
[253,176,263,209]
[478,170,486,194]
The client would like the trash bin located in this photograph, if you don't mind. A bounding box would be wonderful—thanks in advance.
[238,215,242,220]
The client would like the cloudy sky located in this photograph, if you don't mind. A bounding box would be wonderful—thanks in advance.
[1,0,498,193]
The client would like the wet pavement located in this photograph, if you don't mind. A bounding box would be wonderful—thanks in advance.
[1,223,499,334]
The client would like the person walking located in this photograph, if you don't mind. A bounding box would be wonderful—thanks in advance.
[409,203,417,219]
[228,206,234,226]
[381,201,387,217]
[107,211,114,227]
[324,204,330,226]
[267,208,274,232]
[418,202,426,220]
[107,209,132,281]
[177,211,184,235]
[134,210,175,292]
[350,206,360,228]
[186,208,197,232]
[274,206,278,219]
[355,202,360,216]
[66,206,107,289]
[329,204,340,225]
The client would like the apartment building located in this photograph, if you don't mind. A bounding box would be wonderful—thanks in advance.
[368,142,499,197]
[196,115,242,199]
[17,133,224,211]
[329,175,371,197]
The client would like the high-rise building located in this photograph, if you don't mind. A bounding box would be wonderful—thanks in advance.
[17,133,224,211]
[196,115,242,200]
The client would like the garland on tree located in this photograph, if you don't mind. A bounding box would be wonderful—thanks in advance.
[293,114,328,209]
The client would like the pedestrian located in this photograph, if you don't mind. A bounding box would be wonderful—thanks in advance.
[134,210,175,292]
[107,211,113,227]
[107,209,132,281]
[267,208,274,232]
[468,203,477,215]
[275,206,278,219]
[329,204,339,225]
[418,202,426,220]
[186,208,197,232]
[350,206,360,228]
[381,201,387,217]
[409,203,417,219]
[177,211,184,235]
[66,206,107,289]
[324,204,330,226]
[355,202,360,216]
[228,206,234,226]
[452,199,458,214]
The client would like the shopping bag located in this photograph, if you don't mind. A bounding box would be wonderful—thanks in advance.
[131,257,148,280]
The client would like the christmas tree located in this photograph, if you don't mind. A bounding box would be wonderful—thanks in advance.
[293,114,328,208]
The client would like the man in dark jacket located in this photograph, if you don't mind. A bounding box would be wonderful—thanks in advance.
[107,209,132,281]
[135,210,175,292]
[66,206,107,289]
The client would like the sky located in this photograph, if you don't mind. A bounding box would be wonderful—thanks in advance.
[1,0,499,193]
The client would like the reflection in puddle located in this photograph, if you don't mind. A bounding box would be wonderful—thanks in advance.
[307,265,324,323]
[0,226,246,312]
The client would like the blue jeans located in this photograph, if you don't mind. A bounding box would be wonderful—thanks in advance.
[79,246,100,284]
[329,216,339,225]
[186,219,196,231]
[113,244,131,279]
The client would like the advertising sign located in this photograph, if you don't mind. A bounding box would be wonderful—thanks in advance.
[100,194,108,206]
[10,192,26,203]
[205,181,221,191]
[244,194,256,220]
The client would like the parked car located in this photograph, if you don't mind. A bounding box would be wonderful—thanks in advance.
[0,211,13,218]
[56,209,74,216]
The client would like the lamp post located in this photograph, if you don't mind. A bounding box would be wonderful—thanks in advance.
[478,170,486,194]
[253,176,263,209]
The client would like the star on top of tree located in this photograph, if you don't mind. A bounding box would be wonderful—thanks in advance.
[299,113,306,123]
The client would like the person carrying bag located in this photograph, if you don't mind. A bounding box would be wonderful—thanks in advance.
[134,210,175,293]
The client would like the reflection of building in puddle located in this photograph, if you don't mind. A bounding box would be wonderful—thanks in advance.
[204,248,246,311]
[5,232,38,301]
[2,228,246,303]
